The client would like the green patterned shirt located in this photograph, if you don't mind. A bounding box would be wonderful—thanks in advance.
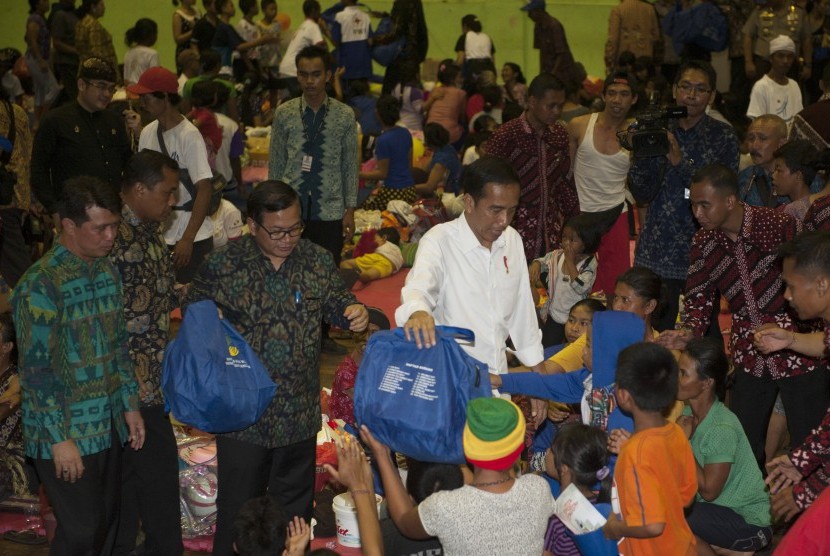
[110,204,178,407]
[188,236,357,448]
[268,96,359,221]
[11,243,138,459]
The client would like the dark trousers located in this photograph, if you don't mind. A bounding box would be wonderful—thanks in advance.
[34,433,122,556]
[211,436,316,556]
[0,208,32,288]
[113,406,183,556]
[169,236,213,284]
[731,368,830,468]
[302,219,343,266]
[657,277,722,342]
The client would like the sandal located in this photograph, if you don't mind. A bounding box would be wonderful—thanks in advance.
[3,529,48,545]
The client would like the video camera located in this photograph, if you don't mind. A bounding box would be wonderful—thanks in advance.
[617,104,688,158]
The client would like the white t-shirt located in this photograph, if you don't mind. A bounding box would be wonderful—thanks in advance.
[464,31,493,60]
[279,19,324,77]
[214,112,238,183]
[235,18,260,60]
[418,474,555,556]
[138,118,215,244]
[747,74,803,126]
[123,45,160,85]
[211,199,244,248]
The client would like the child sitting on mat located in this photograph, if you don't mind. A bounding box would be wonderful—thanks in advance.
[340,228,404,285]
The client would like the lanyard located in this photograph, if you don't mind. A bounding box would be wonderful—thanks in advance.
[300,97,330,148]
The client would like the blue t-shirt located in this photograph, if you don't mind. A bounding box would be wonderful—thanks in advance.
[375,126,414,189]
[430,145,462,194]
[349,95,381,135]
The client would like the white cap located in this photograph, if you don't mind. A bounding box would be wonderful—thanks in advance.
[769,35,796,56]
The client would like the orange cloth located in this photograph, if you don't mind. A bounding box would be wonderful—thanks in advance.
[615,422,697,556]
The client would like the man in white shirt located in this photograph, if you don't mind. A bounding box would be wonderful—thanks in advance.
[747,35,803,127]
[396,157,546,392]
[278,0,325,96]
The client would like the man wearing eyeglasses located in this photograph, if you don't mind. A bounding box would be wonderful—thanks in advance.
[188,180,368,555]
[31,56,132,229]
[628,60,739,332]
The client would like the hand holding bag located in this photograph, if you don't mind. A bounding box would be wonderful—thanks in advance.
[162,300,277,433]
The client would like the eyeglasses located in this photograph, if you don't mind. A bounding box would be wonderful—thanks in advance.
[256,222,305,240]
[83,79,117,94]
[676,83,712,96]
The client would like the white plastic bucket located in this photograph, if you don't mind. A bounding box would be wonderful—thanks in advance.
[332,492,383,548]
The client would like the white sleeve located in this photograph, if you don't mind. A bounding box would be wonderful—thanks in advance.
[182,127,214,184]
[222,201,244,239]
[394,233,444,326]
[506,235,544,367]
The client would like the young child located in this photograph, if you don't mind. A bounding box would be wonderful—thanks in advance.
[602,342,697,555]
[257,0,282,78]
[235,0,262,69]
[123,18,160,86]
[232,496,310,556]
[747,34,803,127]
[189,80,223,170]
[542,423,616,556]
[530,214,602,348]
[339,228,403,284]
[209,186,244,248]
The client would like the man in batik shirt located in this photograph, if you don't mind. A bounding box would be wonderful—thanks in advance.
[487,72,579,261]
[659,164,827,470]
[188,181,368,555]
[109,150,183,555]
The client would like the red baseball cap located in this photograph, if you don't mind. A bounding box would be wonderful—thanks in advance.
[127,67,179,95]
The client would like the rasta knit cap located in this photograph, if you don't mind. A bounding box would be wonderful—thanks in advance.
[463,397,526,470]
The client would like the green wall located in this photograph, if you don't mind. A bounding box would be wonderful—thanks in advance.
[2,0,617,79]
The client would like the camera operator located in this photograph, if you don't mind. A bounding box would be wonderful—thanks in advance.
[628,60,739,331]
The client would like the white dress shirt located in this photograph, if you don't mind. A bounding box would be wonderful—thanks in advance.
[395,214,544,374]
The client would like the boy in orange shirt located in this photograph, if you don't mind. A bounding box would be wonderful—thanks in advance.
[602,342,697,555]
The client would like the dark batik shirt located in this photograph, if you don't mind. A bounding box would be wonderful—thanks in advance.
[630,115,739,280]
[188,236,358,448]
[684,205,817,379]
[109,204,177,407]
[487,113,579,261]
[804,193,830,231]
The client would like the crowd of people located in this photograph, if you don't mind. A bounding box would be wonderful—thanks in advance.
[3,0,830,554]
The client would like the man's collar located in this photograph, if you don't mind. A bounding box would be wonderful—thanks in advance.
[458,213,507,253]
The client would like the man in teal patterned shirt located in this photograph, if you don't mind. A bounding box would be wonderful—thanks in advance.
[11,177,145,554]
[188,180,368,555]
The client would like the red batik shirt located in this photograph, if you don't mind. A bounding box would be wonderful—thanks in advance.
[684,205,817,379]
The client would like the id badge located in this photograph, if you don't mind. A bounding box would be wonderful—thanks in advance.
[301,155,313,172]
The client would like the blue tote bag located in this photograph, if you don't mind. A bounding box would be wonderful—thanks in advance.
[162,300,277,433]
[353,326,491,463]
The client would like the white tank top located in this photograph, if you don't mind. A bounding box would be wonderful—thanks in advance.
[574,112,631,213]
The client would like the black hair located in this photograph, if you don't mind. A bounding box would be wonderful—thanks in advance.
[551,423,611,503]
[350,79,370,97]
[302,0,320,17]
[472,115,497,133]
[527,73,565,99]
[503,62,525,85]
[692,163,739,196]
[201,49,222,73]
[0,312,18,366]
[423,122,450,149]
[470,130,492,148]
[125,18,158,46]
[481,84,503,112]
[260,0,275,8]
[563,213,603,255]
[569,298,606,317]
[296,44,331,72]
[77,0,103,18]
[501,102,524,123]
[683,337,729,401]
[461,14,482,33]
[437,59,461,87]
[247,180,300,223]
[773,141,830,189]
[377,227,401,246]
[617,51,636,68]
[376,95,401,127]
[405,459,464,503]
[239,0,257,14]
[123,150,180,192]
[232,496,288,556]
[616,266,663,305]
[675,59,717,92]
[191,79,220,108]
[28,0,41,13]
[59,176,122,225]
[616,342,679,413]
[779,230,830,278]
[461,156,519,201]
[603,71,638,95]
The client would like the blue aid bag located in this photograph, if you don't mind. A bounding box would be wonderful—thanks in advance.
[353,326,491,463]
[162,300,277,433]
